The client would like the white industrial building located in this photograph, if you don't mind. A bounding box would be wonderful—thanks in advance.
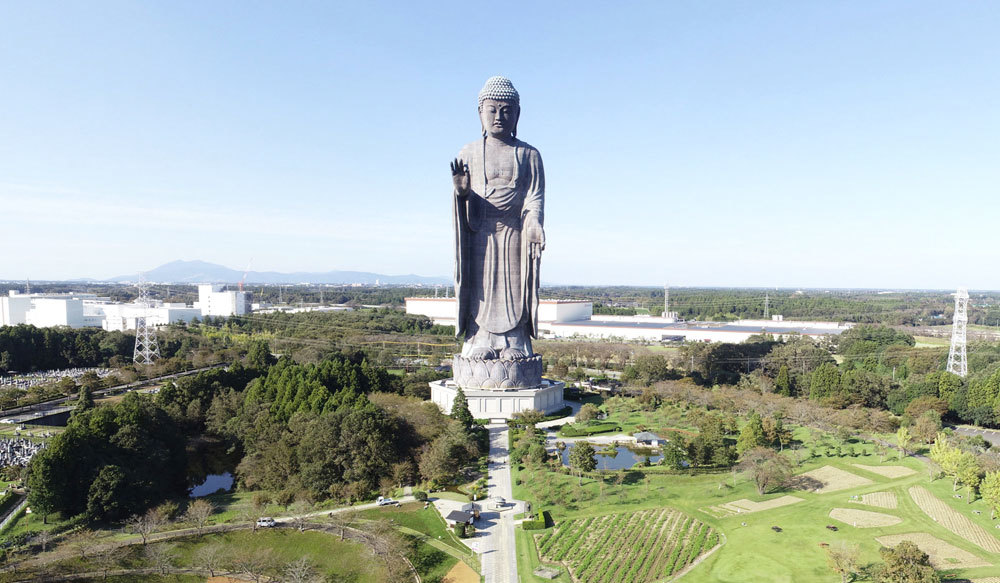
[195,284,249,317]
[404,297,592,329]
[0,286,244,331]
[405,297,851,343]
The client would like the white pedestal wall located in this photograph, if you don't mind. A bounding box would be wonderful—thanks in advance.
[430,379,565,421]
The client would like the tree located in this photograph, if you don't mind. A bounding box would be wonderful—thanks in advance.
[957,454,982,502]
[826,542,860,583]
[126,508,168,545]
[568,441,597,484]
[980,471,1000,519]
[144,543,176,575]
[451,386,474,429]
[68,529,99,560]
[284,557,319,583]
[737,447,793,495]
[194,543,226,577]
[92,546,127,581]
[895,427,912,460]
[775,365,792,396]
[85,464,131,521]
[328,509,358,541]
[183,499,214,533]
[874,541,939,583]
[736,411,766,454]
[229,547,277,583]
[576,403,600,422]
[75,384,95,413]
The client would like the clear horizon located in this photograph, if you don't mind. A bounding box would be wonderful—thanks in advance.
[2,2,998,289]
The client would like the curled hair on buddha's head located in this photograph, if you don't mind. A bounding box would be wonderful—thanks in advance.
[478,76,520,139]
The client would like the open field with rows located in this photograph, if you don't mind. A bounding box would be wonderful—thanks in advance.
[850,491,898,509]
[535,508,718,583]
[852,464,917,479]
[514,425,1000,583]
[909,486,1000,553]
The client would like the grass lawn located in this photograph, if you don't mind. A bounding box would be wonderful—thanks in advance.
[170,529,386,582]
[914,336,950,347]
[357,501,470,559]
[513,427,1000,583]
[602,401,696,435]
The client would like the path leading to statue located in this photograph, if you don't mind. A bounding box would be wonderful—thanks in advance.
[478,425,522,583]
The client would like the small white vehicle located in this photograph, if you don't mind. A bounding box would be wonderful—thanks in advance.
[376,496,400,507]
[256,517,276,528]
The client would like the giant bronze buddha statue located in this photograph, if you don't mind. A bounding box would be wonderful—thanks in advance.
[450,76,545,389]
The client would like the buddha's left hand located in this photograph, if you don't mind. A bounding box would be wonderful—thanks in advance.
[525,219,545,259]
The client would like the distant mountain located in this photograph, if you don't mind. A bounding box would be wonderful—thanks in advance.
[108,260,450,285]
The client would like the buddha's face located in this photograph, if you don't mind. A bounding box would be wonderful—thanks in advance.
[479,98,519,138]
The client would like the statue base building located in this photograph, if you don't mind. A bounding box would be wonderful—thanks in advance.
[429,377,565,422]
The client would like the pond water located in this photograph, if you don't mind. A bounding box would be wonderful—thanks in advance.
[559,444,662,470]
[189,472,233,497]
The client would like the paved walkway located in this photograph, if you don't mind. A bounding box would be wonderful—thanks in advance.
[476,425,521,583]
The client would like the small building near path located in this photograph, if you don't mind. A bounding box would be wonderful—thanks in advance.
[445,510,474,526]
[634,431,662,447]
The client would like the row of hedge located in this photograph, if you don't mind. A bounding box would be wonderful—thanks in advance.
[558,422,622,438]
[521,510,552,530]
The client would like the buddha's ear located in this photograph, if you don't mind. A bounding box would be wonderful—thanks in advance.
[512,106,520,139]
[479,105,487,138]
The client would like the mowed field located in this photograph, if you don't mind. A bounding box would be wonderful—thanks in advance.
[514,428,1000,583]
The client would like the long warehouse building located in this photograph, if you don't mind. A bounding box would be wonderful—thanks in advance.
[404,297,851,343]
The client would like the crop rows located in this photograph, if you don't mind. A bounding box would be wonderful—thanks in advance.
[909,486,1000,553]
[538,508,719,582]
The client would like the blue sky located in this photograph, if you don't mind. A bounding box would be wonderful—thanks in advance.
[2,1,998,288]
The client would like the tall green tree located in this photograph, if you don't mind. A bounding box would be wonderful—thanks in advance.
[736,411,766,454]
[775,365,792,396]
[450,387,474,429]
[874,541,939,583]
[980,471,1000,519]
[568,442,597,484]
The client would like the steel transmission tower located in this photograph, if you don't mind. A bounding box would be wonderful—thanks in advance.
[946,288,969,377]
[133,277,161,366]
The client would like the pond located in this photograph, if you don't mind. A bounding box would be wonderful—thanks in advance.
[559,444,662,470]
[186,436,238,497]
[189,472,233,497]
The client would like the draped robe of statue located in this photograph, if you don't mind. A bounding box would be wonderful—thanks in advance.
[453,137,544,359]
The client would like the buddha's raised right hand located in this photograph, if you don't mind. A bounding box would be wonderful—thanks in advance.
[450,158,470,198]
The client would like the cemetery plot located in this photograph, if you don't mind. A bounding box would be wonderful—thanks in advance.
[851,464,917,479]
[849,491,898,509]
[876,532,991,569]
[828,508,902,528]
[789,465,873,494]
[908,486,1000,553]
[703,495,804,518]
[535,508,718,583]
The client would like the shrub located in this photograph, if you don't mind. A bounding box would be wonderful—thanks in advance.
[413,490,428,501]
[454,523,466,538]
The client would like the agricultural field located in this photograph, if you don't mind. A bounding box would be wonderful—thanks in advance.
[535,508,718,583]
[514,424,1000,582]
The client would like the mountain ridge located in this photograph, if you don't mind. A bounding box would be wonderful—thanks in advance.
[107,260,450,285]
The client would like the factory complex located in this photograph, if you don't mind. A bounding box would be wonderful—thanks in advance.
[404,297,852,343]
[0,284,248,331]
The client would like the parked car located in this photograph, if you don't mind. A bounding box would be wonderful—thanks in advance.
[256,517,276,528]
[376,496,400,507]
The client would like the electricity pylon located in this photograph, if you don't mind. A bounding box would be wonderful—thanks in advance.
[133,276,161,366]
[946,288,968,378]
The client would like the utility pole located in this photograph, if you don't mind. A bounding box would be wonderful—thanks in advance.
[664,285,669,318]
[947,288,969,377]
[25,278,30,295]
[133,274,161,366]
[764,293,769,320]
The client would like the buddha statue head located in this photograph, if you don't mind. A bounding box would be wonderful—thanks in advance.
[478,76,520,139]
